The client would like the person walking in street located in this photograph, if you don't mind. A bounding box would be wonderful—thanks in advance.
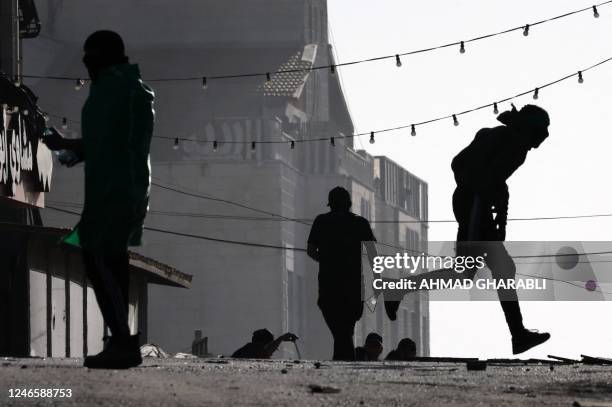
[307,186,378,360]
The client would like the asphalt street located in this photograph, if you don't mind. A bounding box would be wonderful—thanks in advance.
[2,357,612,406]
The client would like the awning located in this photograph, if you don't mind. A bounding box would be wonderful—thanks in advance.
[0,222,191,288]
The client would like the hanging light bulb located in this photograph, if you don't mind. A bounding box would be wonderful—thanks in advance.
[213,140,218,152]
[330,64,336,75]
[533,87,539,100]
[251,141,256,151]
[75,79,84,91]
[23,109,29,116]
[61,117,68,130]
[493,102,499,114]
[290,140,295,149]
[578,71,584,83]
[593,5,600,18]
[173,138,179,150]
[12,106,19,113]
[369,131,375,144]
[395,54,402,68]
[14,76,21,87]
[330,137,335,146]
[266,72,271,82]
[459,41,465,54]
[523,24,530,36]
[411,124,416,137]
[453,114,459,126]
[202,77,208,90]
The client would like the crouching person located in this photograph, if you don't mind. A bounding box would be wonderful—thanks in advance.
[385,338,417,361]
[232,329,298,359]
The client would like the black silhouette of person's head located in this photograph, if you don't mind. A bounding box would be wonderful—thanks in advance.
[328,186,351,212]
[83,30,129,81]
[252,329,274,346]
[497,104,550,150]
[397,338,417,359]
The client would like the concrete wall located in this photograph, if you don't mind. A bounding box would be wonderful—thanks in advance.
[26,236,98,357]
[26,234,142,357]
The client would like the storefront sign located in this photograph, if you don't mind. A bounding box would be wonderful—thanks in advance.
[0,75,52,207]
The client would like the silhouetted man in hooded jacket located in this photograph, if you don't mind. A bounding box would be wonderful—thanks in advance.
[452,104,551,354]
[43,30,154,369]
[385,104,551,354]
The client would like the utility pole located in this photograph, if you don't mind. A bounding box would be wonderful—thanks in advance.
[0,0,20,78]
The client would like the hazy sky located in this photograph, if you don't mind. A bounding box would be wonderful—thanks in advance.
[328,0,612,358]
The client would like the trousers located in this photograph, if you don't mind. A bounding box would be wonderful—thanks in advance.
[453,186,525,336]
[319,299,363,361]
[82,251,131,338]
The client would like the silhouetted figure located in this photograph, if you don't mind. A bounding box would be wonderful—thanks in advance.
[385,338,416,361]
[307,187,378,360]
[355,332,383,361]
[42,30,154,369]
[384,105,551,354]
[232,329,298,359]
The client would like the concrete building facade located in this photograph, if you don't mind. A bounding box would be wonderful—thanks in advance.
[24,0,429,359]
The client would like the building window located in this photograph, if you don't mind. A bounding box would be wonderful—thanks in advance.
[288,273,304,338]
[403,309,410,339]
[405,228,420,253]
[360,198,371,220]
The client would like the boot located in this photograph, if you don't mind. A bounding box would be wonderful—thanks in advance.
[84,334,143,369]
[511,329,550,355]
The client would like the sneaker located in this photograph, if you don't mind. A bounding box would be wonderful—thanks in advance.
[511,329,550,355]
[84,334,143,369]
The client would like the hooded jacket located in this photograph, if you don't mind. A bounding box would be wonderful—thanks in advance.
[451,108,537,205]
[64,64,155,253]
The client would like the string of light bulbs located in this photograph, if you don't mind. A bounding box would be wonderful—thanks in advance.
[28,207,612,296]
[44,204,612,296]
[15,1,610,87]
[41,54,612,148]
[43,205,612,263]
[47,198,612,225]
[11,203,612,295]
[149,179,612,226]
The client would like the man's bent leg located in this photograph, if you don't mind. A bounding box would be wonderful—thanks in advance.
[383,265,477,321]
[485,242,550,353]
[485,243,525,336]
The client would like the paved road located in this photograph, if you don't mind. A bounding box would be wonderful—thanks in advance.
[1,357,612,406]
